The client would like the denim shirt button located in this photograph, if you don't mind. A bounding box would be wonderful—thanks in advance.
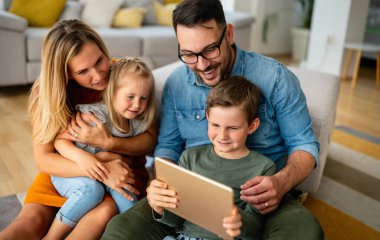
[196,115,200,119]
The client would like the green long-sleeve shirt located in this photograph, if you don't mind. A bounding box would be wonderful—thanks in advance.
[154,144,276,240]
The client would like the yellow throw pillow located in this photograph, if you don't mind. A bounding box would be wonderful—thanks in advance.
[153,1,177,26]
[9,0,67,27]
[164,0,182,4]
[112,7,147,28]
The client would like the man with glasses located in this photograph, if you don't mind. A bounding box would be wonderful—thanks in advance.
[102,0,323,239]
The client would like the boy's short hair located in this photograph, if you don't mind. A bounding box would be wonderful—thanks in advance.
[206,76,261,123]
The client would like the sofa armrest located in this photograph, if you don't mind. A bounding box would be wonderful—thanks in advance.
[225,11,255,28]
[0,10,28,32]
[0,10,28,86]
[225,11,255,50]
[289,67,340,193]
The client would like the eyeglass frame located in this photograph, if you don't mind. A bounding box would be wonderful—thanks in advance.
[177,26,227,64]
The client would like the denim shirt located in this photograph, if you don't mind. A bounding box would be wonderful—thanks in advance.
[154,46,319,171]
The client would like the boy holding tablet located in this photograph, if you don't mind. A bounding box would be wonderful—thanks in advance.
[147,76,276,239]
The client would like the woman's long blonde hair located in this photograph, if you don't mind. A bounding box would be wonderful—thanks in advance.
[28,19,110,145]
[104,57,155,133]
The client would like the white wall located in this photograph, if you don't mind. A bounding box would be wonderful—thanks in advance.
[305,0,370,75]
[224,0,296,54]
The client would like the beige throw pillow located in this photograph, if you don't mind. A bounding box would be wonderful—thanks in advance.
[80,0,123,28]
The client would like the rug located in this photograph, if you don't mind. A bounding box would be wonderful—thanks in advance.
[0,194,22,230]
[304,127,380,240]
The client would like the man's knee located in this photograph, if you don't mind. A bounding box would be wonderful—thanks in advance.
[263,198,324,240]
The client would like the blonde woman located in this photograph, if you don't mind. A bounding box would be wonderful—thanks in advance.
[45,57,156,239]
[0,20,156,239]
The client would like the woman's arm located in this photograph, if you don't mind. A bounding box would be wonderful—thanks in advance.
[33,139,86,178]
[69,112,158,156]
[54,134,109,181]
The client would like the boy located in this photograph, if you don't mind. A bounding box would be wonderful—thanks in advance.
[147,76,276,239]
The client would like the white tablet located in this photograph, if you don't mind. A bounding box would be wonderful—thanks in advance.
[154,157,234,240]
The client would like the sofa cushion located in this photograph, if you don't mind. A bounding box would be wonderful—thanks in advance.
[80,0,123,28]
[123,0,158,25]
[126,26,178,56]
[153,1,176,26]
[59,0,84,21]
[95,29,142,58]
[112,7,147,28]
[25,28,50,61]
[9,0,66,27]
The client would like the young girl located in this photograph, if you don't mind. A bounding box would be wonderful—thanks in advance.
[44,57,155,239]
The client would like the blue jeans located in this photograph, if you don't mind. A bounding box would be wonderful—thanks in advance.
[51,176,136,227]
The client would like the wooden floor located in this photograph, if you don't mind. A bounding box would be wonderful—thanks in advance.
[0,56,379,197]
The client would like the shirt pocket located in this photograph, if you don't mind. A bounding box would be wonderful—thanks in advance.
[176,109,208,141]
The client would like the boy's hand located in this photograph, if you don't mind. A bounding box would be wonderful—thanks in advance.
[77,156,109,181]
[223,206,242,238]
[146,179,178,216]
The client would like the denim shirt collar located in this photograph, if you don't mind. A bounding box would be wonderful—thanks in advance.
[186,44,245,87]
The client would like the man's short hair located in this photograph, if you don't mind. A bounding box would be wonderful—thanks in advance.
[206,76,261,123]
[172,0,226,32]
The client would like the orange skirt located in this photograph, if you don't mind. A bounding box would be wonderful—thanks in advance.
[25,173,66,207]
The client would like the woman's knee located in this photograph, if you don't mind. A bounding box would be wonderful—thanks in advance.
[92,198,118,221]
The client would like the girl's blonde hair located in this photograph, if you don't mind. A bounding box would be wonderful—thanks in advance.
[104,57,155,133]
[28,19,110,144]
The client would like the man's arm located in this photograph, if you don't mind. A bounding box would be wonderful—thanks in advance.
[69,111,158,156]
[241,66,319,214]
[154,77,185,162]
[274,150,314,195]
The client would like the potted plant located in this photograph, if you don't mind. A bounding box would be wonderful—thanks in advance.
[291,0,314,62]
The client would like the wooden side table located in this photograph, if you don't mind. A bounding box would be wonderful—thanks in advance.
[341,42,380,88]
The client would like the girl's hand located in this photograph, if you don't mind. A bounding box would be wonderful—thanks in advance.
[223,206,242,238]
[102,159,139,201]
[69,112,112,149]
[146,179,178,216]
[77,156,109,181]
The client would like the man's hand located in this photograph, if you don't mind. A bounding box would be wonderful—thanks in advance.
[102,159,139,201]
[146,179,178,216]
[240,175,285,214]
[223,206,242,238]
[241,151,315,214]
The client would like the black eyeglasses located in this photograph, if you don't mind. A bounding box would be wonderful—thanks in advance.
[178,26,227,64]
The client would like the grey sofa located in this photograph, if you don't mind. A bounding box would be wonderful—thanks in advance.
[152,61,340,194]
[0,2,254,86]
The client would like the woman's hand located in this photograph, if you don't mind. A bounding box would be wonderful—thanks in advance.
[223,206,242,238]
[101,158,139,201]
[146,179,178,216]
[69,112,112,149]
